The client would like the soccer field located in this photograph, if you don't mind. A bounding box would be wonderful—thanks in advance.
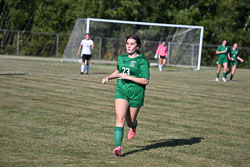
[0,55,249,167]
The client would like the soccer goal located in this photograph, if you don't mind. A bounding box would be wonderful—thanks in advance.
[62,18,204,70]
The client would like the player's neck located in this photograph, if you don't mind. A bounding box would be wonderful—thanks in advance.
[128,52,139,58]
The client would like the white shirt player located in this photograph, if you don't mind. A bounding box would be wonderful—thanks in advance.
[80,39,94,55]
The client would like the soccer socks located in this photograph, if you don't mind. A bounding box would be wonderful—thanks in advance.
[114,127,124,147]
[216,73,220,78]
[230,74,234,80]
[81,64,85,73]
[159,64,162,71]
[86,65,89,73]
[223,72,227,78]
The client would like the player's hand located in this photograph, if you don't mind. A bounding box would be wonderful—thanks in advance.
[241,59,244,63]
[231,58,234,61]
[118,73,129,79]
[102,78,109,84]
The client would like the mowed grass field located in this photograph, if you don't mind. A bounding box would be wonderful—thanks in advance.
[0,55,249,167]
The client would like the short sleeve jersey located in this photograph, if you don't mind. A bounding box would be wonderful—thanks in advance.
[116,53,150,90]
[216,45,228,57]
[80,39,94,55]
[229,48,239,64]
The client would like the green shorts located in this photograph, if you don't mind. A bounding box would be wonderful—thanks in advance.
[217,55,228,65]
[229,60,237,66]
[115,83,145,108]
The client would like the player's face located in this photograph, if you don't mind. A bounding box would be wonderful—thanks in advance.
[126,38,138,54]
[222,40,226,46]
[85,34,90,40]
[233,43,237,49]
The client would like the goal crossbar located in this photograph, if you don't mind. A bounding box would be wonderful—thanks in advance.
[64,18,204,70]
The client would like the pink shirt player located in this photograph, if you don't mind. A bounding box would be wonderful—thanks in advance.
[155,43,168,57]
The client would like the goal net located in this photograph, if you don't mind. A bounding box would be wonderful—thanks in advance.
[62,18,203,70]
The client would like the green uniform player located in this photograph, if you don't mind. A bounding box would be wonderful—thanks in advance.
[102,35,150,157]
[115,53,150,107]
[216,45,228,65]
[215,40,228,82]
[226,43,244,81]
[228,48,239,66]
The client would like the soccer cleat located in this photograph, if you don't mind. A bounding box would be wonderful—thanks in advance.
[128,128,136,140]
[216,78,219,82]
[222,77,227,82]
[113,146,122,157]
[80,72,84,75]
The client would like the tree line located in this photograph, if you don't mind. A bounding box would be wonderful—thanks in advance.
[0,0,249,68]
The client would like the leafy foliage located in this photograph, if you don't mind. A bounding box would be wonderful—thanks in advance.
[0,0,249,67]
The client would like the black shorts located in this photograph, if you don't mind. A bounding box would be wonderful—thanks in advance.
[81,54,92,61]
[160,56,166,59]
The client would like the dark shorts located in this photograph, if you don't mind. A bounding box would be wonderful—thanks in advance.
[160,56,166,59]
[81,54,92,61]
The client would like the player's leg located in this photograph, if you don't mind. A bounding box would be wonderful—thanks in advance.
[81,55,86,74]
[85,55,91,74]
[163,57,167,66]
[127,107,140,140]
[85,59,90,74]
[222,62,228,82]
[216,64,221,81]
[159,58,163,71]
[113,99,129,156]
[230,65,237,81]
[226,64,232,76]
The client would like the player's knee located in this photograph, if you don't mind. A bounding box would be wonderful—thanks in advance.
[116,116,125,124]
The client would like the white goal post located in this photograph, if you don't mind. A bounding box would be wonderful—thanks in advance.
[62,18,204,70]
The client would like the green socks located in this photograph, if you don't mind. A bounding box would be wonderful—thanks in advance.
[114,127,124,147]
[223,72,226,78]
[230,74,234,80]
[216,73,220,78]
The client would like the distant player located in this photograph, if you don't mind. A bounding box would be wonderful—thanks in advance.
[102,34,150,157]
[226,43,244,81]
[155,41,168,71]
[77,33,94,74]
[215,40,228,82]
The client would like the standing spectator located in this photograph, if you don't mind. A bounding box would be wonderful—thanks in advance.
[102,34,150,157]
[215,40,228,82]
[155,41,168,71]
[78,33,94,74]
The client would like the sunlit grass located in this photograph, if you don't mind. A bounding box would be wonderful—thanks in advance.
[0,55,249,167]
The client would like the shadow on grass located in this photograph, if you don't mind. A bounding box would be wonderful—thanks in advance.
[122,137,204,157]
[0,73,26,75]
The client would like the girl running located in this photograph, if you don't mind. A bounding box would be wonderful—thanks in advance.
[102,34,150,157]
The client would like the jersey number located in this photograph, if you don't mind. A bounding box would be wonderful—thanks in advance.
[122,67,130,75]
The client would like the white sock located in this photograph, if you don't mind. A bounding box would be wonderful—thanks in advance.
[81,64,85,73]
[159,65,162,71]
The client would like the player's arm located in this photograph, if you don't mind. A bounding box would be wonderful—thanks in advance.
[118,74,149,85]
[216,50,226,54]
[102,69,119,84]
[237,56,244,62]
[91,43,94,50]
[155,45,160,55]
[78,45,82,56]
[227,52,233,61]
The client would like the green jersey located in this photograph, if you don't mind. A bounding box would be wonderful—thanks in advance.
[216,45,228,64]
[216,45,228,57]
[229,48,239,66]
[115,53,150,107]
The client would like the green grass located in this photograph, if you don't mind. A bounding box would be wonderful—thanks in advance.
[0,55,250,167]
